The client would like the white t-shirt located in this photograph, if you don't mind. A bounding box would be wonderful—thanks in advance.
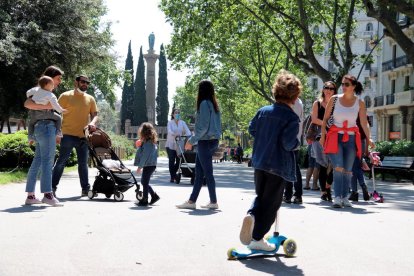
[26,87,64,113]
[333,96,359,134]
[165,119,191,149]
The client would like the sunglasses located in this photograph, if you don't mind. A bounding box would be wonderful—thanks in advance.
[323,86,335,91]
[78,80,90,85]
[341,82,352,87]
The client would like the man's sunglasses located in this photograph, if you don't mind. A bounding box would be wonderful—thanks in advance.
[341,82,352,87]
[323,86,335,91]
[78,80,90,85]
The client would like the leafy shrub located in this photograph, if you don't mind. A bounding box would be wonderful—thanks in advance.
[0,131,76,169]
[374,140,414,159]
[107,131,135,158]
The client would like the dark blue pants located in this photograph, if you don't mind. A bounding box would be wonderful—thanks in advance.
[141,166,156,200]
[166,147,180,179]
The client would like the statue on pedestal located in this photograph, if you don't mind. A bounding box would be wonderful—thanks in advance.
[148,32,155,50]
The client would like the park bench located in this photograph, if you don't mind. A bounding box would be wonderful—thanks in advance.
[374,156,414,184]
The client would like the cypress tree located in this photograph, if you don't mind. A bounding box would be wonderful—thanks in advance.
[133,46,148,125]
[120,41,135,134]
[156,44,169,126]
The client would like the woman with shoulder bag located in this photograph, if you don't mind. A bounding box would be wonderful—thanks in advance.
[320,75,374,208]
[310,81,337,201]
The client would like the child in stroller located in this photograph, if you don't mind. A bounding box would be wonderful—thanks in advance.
[84,127,141,202]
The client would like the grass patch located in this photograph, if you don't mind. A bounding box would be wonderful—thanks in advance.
[0,165,78,185]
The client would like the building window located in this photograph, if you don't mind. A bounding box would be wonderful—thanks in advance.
[392,45,397,68]
[364,96,372,108]
[312,78,318,90]
[366,23,373,31]
[364,77,371,89]
[390,115,401,132]
[391,79,396,94]
[405,75,410,90]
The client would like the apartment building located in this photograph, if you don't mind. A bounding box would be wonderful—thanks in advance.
[370,13,414,141]
[309,11,414,142]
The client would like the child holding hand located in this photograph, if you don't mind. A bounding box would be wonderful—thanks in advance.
[134,123,160,206]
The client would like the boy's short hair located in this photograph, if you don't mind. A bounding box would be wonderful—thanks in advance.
[38,76,54,89]
[272,70,302,104]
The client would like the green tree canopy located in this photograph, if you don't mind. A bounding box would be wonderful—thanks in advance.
[156,44,170,126]
[0,0,122,122]
[133,46,148,125]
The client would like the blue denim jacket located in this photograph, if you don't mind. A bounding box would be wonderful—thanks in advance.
[249,102,300,182]
[133,141,158,168]
[189,100,222,145]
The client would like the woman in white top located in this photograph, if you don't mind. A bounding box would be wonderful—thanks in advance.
[320,74,374,208]
[166,108,191,182]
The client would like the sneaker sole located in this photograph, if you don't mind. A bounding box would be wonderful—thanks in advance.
[240,215,254,245]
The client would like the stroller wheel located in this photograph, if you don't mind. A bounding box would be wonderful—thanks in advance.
[136,191,143,200]
[114,192,124,202]
[87,190,95,199]
[175,173,181,184]
[105,193,112,199]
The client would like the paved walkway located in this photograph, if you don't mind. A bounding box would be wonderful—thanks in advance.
[0,157,413,275]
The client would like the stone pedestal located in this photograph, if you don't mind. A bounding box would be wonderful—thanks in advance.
[144,49,159,124]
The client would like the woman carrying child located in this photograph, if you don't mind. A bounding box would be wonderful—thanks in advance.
[134,122,160,206]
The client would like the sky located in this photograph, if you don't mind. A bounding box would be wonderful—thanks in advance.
[103,0,187,102]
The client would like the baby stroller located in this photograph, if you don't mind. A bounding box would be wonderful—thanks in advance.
[174,136,196,185]
[84,127,141,202]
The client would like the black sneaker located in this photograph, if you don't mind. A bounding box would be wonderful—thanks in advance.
[321,193,328,201]
[362,187,370,201]
[81,190,89,197]
[348,191,359,202]
[326,189,332,202]
[136,199,149,206]
[283,197,292,204]
[293,196,303,204]
[149,193,160,205]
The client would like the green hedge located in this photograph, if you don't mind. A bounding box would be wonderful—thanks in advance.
[374,140,414,159]
[107,131,135,158]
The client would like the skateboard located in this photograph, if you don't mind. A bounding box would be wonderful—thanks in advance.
[227,233,297,260]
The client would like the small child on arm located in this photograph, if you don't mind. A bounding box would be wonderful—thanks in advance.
[133,122,160,206]
[26,76,67,144]
[238,70,302,251]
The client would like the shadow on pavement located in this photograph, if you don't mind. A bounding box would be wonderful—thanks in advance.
[240,255,304,275]
[1,205,47,213]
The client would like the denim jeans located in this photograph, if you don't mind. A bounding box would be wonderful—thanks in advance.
[328,134,356,198]
[26,121,56,193]
[351,139,367,192]
[284,150,302,199]
[166,147,180,179]
[141,166,156,199]
[52,135,90,191]
[189,139,219,203]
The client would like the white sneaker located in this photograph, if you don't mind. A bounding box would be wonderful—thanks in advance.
[176,201,196,209]
[25,196,42,205]
[332,197,342,208]
[201,202,219,209]
[239,214,255,245]
[342,198,353,207]
[42,193,63,207]
[248,239,276,252]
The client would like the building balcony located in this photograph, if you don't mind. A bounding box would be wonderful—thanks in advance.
[382,55,409,72]
[374,96,384,107]
[395,89,414,105]
[386,94,395,105]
